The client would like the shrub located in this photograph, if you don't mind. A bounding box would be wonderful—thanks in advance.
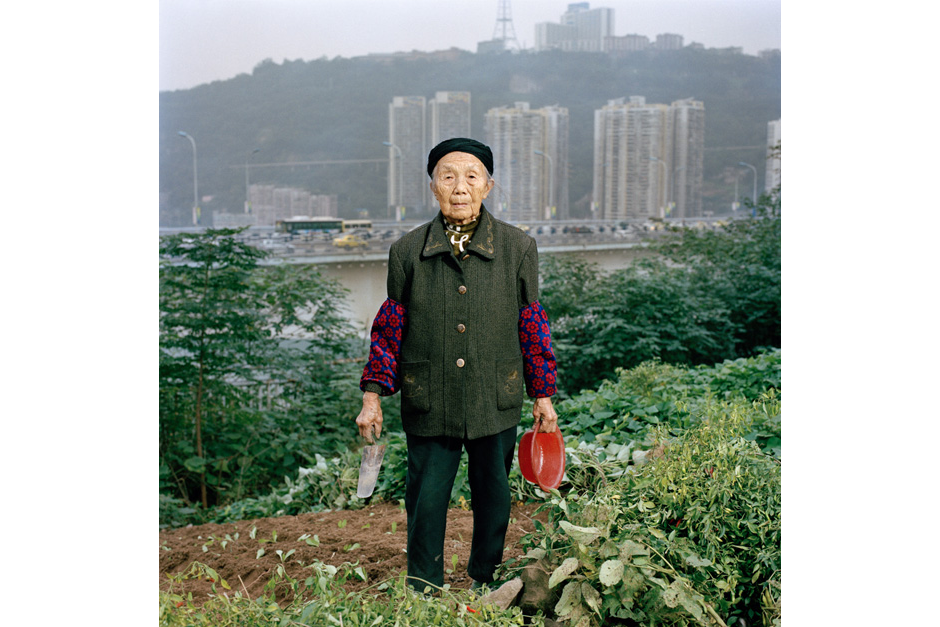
[554,352,781,456]
[656,196,781,358]
[541,201,781,396]
[160,228,363,510]
[502,396,781,626]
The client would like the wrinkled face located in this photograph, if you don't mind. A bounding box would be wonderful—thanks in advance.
[430,152,494,225]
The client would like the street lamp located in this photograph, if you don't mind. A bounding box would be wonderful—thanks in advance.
[533,149,555,219]
[650,157,668,219]
[245,148,260,214]
[738,161,758,205]
[383,141,403,221]
[178,131,198,225]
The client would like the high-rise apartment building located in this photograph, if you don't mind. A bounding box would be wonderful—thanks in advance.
[535,22,575,51]
[765,119,781,193]
[484,102,569,222]
[535,3,613,52]
[388,96,427,218]
[667,98,706,218]
[593,97,668,220]
[593,96,704,220]
[388,92,474,218]
[428,91,472,149]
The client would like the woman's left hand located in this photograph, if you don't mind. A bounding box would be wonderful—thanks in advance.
[532,397,558,432]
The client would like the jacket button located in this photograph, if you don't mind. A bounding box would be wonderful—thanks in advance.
[458,285,467,294]
[457,323,466,333]
[456,358,465,367]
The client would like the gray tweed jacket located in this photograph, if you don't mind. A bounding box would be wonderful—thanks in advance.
[386,205,540,440]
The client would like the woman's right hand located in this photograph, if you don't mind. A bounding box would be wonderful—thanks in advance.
[355,391,383,442]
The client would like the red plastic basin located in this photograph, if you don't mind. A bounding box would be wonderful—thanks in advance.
[518,424,565,491]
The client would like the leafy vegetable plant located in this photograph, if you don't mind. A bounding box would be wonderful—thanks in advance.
[502,395,780,626]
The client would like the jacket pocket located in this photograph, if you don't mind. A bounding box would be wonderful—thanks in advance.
[495,355,525,410]
[401,360,430,414]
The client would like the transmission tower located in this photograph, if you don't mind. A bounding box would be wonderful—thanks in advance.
[492,0,520,50]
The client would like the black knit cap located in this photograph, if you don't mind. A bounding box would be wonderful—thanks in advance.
[426,137,494,178]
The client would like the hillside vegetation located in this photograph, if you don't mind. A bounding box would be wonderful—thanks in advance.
[160,196,779,514]
[160,192,782,625]
[159,49,780,225]
[161,353,781,627]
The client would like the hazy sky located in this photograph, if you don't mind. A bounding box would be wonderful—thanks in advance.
[160,0,781,92]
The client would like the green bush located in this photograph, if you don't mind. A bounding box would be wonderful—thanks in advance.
[502,396,781,626]
[657,196,781,358]
[554,352,781,456]
[541,198,780,396]
[160,228,365,511]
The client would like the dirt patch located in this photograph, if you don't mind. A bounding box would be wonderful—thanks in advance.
[159,500,544,605]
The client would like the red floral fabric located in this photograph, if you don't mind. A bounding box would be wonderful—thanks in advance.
[360,298,407,395]
[518,301,557,397]
[360,298,556,398]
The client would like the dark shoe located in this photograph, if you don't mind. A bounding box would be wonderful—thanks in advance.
[470,579,488,591]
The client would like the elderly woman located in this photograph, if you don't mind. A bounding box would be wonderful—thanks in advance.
[355,137,559,593]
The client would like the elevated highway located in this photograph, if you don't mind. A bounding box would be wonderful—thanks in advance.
[163,217,730,332]
[257,229,671,333]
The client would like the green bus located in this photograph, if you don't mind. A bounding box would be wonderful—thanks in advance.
[276,217,373,234]
[275,217,343,233]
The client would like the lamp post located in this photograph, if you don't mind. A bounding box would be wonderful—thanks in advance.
[533,149,554,219]
[178,131,198,225]
[383,141,403,221]
[650,157,667,219]
[245,148,260,214]
[738,161,758,205]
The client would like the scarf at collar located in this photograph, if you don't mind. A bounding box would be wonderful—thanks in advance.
[443,215,479,255]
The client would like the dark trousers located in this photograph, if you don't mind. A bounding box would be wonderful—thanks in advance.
[404,425,517,591]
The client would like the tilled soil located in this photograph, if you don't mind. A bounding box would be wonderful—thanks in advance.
[159,500,544,605]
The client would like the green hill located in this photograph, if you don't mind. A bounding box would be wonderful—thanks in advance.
[159,48,780,226]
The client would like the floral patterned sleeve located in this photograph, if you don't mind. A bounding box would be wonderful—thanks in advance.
[518,300,557,397]
[360,298,407,395]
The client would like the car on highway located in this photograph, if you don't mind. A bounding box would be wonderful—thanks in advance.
[332,233,369,248]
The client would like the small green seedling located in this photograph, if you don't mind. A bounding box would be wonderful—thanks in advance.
[298,533,320,547]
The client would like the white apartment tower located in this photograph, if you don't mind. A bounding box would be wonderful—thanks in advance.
[535,2,614,52]
[765,119,781,193]
[429,91,472,148]
[485,102,569,222]
[593,96,704,220]
[389,92,474,218]
[388,96,427,218]
[668,98,706,218]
